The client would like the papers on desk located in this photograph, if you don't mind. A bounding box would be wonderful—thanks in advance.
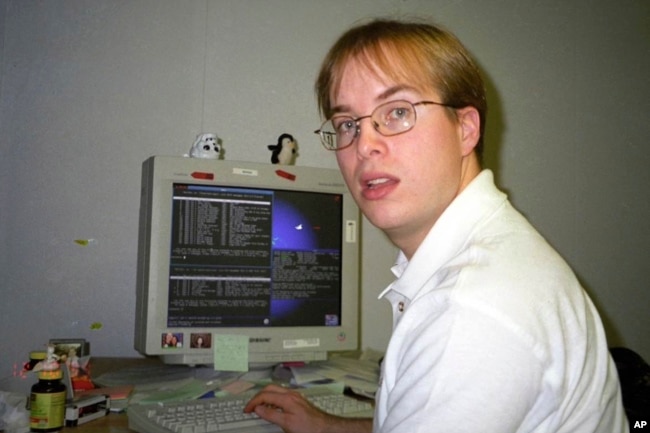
[93,365,246,410]
[84,351,382,412]
[128,372,246,406]
[289,354,381,399]
[75,385,134,412]
[93,364,197,387]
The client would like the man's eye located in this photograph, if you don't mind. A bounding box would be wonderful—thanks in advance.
[388,106,410,120]
[335,119,356,134]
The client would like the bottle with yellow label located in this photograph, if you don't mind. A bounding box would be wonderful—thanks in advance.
[29,369,66,432]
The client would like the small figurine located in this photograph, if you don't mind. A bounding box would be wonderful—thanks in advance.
[268,133,297,165]
[188,132,221,159]
[66,348,80,376]
[33,344,60,372]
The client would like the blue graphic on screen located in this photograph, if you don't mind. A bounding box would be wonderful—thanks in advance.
[271,198,317,250]
[267,193,342,327]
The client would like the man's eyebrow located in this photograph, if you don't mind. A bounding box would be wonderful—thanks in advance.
[331,85,419,115]
[376,85,418,101]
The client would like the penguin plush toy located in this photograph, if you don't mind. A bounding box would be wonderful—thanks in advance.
[268,133,297,165]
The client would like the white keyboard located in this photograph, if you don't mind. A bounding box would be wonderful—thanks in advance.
[128,389,374,433]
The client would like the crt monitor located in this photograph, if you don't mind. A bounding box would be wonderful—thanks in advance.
[134,156,361,366]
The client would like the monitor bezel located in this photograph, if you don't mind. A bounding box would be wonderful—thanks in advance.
[134,156,361,367]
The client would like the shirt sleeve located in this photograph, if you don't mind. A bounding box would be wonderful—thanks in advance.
[377,300,552,433]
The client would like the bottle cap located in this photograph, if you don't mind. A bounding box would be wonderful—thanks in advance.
[30,351,47,361]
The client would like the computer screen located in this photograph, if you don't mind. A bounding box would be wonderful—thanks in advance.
[134,156,360,367]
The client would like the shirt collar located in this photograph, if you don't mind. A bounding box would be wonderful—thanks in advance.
[378,170,507,300]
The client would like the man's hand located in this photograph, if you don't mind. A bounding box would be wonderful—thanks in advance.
[243,384,372,433]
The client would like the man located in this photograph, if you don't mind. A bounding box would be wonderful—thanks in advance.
[244,18,628,433]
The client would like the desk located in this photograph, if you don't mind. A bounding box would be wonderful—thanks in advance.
[62,355,376,432]
[63,412,131,433]
[62,357,158,433]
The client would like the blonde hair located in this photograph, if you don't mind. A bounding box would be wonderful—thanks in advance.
[315,19,487,155]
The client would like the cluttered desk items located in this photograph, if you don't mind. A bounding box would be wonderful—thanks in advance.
[1,344,379,433]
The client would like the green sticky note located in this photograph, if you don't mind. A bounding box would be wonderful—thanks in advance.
[214,334,249,372]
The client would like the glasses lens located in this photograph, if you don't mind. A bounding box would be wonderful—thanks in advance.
[372,100,416,135]
[319,117,355,150]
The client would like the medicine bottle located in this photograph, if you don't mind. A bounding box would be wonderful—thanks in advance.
[30,369,67,432]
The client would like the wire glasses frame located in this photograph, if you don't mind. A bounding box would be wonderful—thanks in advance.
[314,100,455,151]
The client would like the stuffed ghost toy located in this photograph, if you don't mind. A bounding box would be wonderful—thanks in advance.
[189,133,221,159]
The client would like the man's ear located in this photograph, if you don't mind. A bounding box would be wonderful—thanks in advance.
[457,106,481,156]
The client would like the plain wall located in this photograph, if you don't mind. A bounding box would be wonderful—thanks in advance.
[1,0,648,379]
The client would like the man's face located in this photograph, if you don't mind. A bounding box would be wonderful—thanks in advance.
[332,59,480,257]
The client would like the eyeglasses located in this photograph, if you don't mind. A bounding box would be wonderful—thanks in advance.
[314,100,455,151]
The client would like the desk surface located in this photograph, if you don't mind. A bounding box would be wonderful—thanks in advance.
[63,357,157,433]
[63,412,132,433]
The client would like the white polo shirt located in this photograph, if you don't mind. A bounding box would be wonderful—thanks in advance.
[373,170,628,433]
